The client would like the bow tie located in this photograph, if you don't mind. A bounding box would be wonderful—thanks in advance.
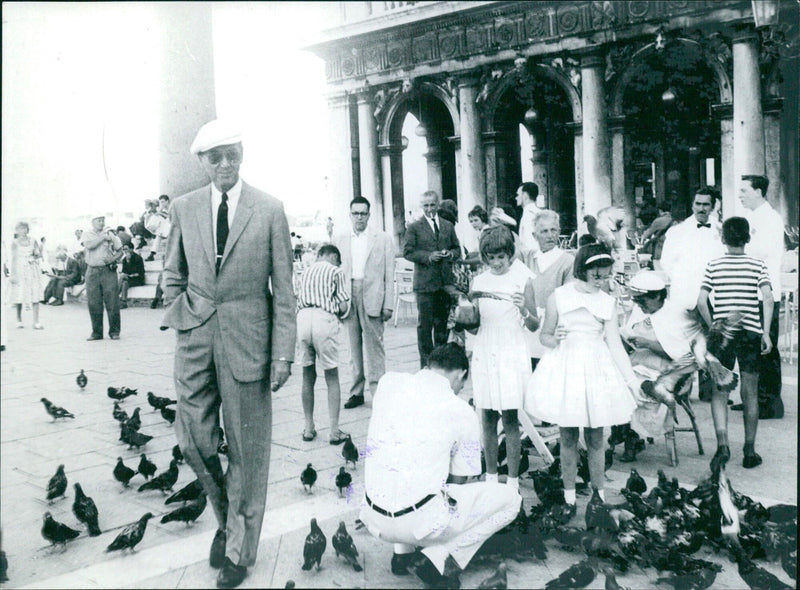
[697,222,711,228]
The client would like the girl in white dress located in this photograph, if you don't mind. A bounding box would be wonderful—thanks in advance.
[471,226,539,490]
[9,221,43,329]
[525,243,641,511]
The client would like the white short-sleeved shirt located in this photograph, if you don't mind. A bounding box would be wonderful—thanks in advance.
[364,370,481,512]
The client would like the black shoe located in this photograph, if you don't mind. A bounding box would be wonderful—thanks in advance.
[86,334,103,341]
[210,529,227,569]
[216,558,247,589]
[710,445,731,473]
[145,252,156,262]
[619,433,643,463]
[50,300,64,306]
[413,554,460,589]
[150,299,160,309]
[391,552,413,576]
[731,403,744,411]
[343,395,365,409]
[120,302,128,309]
[743,453,763,469]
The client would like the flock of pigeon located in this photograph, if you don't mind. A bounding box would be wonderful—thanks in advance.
[35,371,213,565]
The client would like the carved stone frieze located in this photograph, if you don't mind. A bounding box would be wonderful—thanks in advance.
[549,55,582,92]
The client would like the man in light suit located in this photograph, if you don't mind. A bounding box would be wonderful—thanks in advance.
[403,190,461,368]
[333,196,395,409]
[161,120,296,589]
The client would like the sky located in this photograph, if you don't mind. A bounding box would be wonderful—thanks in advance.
[1,2,339,245]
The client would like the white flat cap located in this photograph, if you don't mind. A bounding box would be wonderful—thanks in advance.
[190,119,242,155]
[91,213,106,220]
[629,271,666,294]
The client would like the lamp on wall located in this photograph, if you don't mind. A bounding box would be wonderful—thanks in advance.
[414,93,427,137]
[661,86,677,105]
[751,0,780,28]
[523,107,539,151]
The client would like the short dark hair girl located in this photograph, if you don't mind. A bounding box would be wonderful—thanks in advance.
[468,205,488,224]
[573,243,614,281]
[479,225,515,263]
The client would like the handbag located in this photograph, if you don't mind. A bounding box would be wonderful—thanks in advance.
[453,294,480,332]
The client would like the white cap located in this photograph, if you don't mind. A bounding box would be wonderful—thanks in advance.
[190,120,242,155]
[91,213,106,221]
[629,271,666,294]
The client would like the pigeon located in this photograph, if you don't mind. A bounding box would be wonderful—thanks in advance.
[106,512,153,553]
[477,562,507,589]
[113,457,136,488]
[160,406,176,425]
[655,563,722,590]
[335,467,352,497]
[300,463,317,494]
[544,557,597,589]
[40,398,75,421]
[72,483,101,536]
[342,434,358,470]
[107,386,138,401]
[147,391,177,412]
[301,518,326,571]
[550,526,585,550]
[585,488,616,532]
[138,454,157,480]
[46,464,68,502]
[112,402,129,423]
[284,582,295,589]
[76,369,87,389]
[603,568,630,590]
[172,444,184,464]
[41,512,80,549]
[165,479,204,505]
[625,469,647,495]
[161,493,207,526]
[123,428,153,449]
[138,459,179,494]
[332,521,362,571]
[217,427,228,455]
[731,542,793,590]
[126,407,142,432]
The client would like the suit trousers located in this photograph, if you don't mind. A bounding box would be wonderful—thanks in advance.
[85,266,120,337]
[359,483,520,574]
[757,300,783,418]
[347,280,385,398]
[174,313,272,568]
[44,277,75,303]
[416,290,451,368]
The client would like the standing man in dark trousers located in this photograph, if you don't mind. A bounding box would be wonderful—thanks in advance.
[82,213,122,340]
[161,120,296,589]
[739,174,784,419]
[403,190,461,368]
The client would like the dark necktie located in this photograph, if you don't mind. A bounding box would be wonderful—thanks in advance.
[216,193,229,274]
[697,222,711,228]
[432,217,440,240]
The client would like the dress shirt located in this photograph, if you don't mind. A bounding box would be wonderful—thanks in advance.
[211,179,242,250]
[743,200,784,296]
[350,229,369,280]
[518,203,541,256]
[364,369,481,512]
[659,216,724,310]
[533,247,563,276]
[424,214,441,237]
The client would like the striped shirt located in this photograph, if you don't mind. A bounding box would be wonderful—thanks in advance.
[700,254,771,334]
[296,260,350,316]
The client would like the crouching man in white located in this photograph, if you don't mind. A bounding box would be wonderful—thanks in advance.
[359,342,521,589]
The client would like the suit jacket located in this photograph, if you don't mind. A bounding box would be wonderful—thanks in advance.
[403,216,461,293]
[161,181,296,382]
[121,251,146,286]
[333,227,395,317]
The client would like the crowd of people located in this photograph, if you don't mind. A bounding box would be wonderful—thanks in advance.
[1,115,794,589]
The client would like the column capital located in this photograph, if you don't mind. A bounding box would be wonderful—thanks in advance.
[732,23,759,44]
[354,87,375,104]
[377,143,405,156]
[326,90,350,109]
[456,74,482,89]
[711,102,733,120]
[763,96,784,115]
[576,46,605,68]
[608,115,626,132]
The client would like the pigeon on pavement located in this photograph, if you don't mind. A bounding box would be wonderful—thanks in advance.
[138,459,179,494]
[302,518,326,571]
[76,370,87,389]
[625,469,647,495]
[106,512,153,553]
[477,562,508,589]
[138,454,157,480]
[332,521,362,571]
[165,479,204,505]
[40,398,75,421]
[112,402,128,423]
[342,435,358,470]
[147,391,177,412]
[160,493,207,526]
[123,428,153,449]
[41,512,80,549]
[126,407,142,432]
[113,457,136,488]
[172,444,184,464]
[46,465,68,502]
[300,463,317,494]
[160,406,176,425]
[335,467,352,498]
[544,557,596,589]
[107,386,138,401]
[72,483,101,536]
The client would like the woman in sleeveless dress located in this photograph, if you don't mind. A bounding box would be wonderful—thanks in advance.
[9,221,43,329]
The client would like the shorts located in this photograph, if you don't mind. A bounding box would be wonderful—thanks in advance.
[716,330,761,375]
[297,307,341,370]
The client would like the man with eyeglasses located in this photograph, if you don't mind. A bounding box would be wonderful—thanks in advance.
[161,119,296,589]
[333,196,395,409]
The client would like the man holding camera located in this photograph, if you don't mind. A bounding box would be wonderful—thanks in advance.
[82,213,123,340]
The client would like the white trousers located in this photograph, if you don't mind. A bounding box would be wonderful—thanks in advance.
[359,482,520,574]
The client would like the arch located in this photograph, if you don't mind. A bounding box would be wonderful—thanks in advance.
[610,38,732,117]
[378,80,460,146]
[481,63,582,131]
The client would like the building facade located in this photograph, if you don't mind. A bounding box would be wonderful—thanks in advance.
[306,0,798,246]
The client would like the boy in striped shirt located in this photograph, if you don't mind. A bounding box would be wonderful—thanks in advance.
[697,217,774,470]
[297,244,351,445]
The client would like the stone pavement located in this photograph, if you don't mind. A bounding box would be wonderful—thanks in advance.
[0,302,796,589]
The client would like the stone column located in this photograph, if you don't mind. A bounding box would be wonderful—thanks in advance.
[424,144,443,201]
[457,76,486,228]
[764,98,786,220]
[570,124,585,233]
[579,48,612,217]
[609,115,633,227]
[732,25,766,205]
[482,131,504,212]
[327,91,355,233]
[156,3,216,197]
[356,90,384,230]
[379,143,406,250]
[713,103,736,218]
